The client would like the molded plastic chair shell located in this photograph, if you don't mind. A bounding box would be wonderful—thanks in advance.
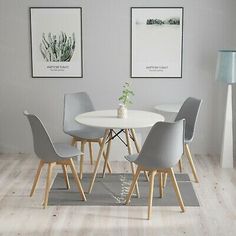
[126,120,185,169]
[174,97,202,143]
[63,92,104,140]
[24,111,81,163]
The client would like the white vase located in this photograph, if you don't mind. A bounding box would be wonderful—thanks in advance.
[117,104,127,118]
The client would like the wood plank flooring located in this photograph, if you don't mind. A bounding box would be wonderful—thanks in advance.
[0,153,236,236]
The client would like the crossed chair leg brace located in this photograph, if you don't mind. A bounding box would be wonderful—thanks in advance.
[30,158,87,208]
[125,166,185,220]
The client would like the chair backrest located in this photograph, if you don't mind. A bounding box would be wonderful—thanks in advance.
[63,92,95,133]
[24,111,59,162]
[175,97,202,141]
[136,120,185,169]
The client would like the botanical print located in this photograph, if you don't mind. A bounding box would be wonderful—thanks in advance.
[40,32,76,62]
[30,8,82,78]
[131,8,183,78]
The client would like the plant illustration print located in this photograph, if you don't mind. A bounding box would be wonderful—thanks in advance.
[40,32,76,62]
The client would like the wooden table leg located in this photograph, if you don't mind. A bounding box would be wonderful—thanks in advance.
[79,141,85,180]
[102,131,112,177]
[125,129,140,198]
[130,129,141,152]
[98,140,112,174]
[88,129,110,194]
[89,142,94,165]
[163,172,168,187]
[159,172,163,198]
[131,129,149,182]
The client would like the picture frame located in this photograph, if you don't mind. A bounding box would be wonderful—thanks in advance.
[30,7,83,78]
[131,7,184,78]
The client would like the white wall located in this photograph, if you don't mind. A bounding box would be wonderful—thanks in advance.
[1,0,236,159]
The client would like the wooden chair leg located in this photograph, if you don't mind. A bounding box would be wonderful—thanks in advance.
[159,172,163,198]
[62,164,70,190]
[148,171,156,220]
[144,171,150,182]
[68,158,86,201]
[43,162,54,209]
[169,168,185,212]
[185,144,199,183]
[30,160,44,197]
[178,159,183,172]
[163,173,168,187]
[79,141,85,180]
[89,142,94,165]
[125,166,141,204]
[161,173,168,197]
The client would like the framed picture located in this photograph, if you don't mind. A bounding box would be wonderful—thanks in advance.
[131,7,184,78]
[30,7,83,78]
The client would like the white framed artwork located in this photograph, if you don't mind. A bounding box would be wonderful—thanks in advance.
[131,7,184,78]
[30,7,83,78]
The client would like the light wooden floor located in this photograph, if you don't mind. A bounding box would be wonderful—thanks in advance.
[0,153,236,236]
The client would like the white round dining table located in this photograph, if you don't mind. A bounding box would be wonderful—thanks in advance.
[75,109,164,129]
[75,109,164,194]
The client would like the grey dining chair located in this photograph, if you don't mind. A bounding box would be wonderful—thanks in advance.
[24,111,86,208]
[174,97,202,183]
[125,120,185,220]
[63,92,112,179]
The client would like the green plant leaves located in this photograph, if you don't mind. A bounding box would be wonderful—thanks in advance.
[40,31,76,62]
[118,82,134,107]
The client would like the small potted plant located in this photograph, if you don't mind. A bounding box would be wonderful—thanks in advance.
[117,82,134,118]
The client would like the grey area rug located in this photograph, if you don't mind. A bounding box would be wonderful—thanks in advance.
[48,173,199,206]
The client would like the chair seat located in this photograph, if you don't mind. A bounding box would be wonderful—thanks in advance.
[125,153,162,169]
[65,126,105,140]
[54,143,81,158]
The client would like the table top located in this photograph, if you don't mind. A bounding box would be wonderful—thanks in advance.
[75,110,164,129]
[154,103,181,113]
